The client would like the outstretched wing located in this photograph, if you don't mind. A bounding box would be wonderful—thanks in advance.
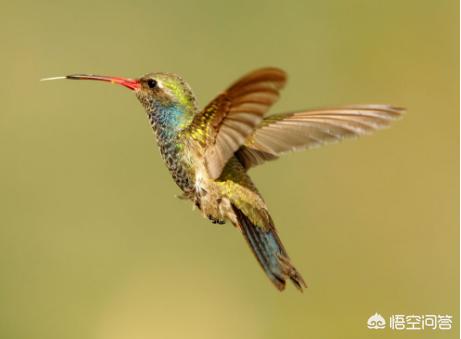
[236,105,404,169]
[187,68,287,179]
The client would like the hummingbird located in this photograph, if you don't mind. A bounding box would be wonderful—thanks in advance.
[42,68,403,291]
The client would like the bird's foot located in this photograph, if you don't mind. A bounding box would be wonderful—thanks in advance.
[207,215,226,225]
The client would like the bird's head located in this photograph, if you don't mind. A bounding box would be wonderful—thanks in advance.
[134,72,197,114]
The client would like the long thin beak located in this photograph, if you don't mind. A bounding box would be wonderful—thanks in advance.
[40,74,141,91]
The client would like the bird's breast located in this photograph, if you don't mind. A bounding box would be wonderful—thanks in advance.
[155,137,196,195]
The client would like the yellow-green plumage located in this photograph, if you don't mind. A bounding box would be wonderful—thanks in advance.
[217,157,269,228]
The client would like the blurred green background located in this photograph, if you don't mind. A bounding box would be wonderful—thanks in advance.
[0,0,458,338]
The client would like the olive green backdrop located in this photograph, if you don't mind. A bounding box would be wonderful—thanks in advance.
[0,1,458,338]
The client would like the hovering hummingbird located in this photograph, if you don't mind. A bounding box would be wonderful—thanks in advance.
[42,68,403,291]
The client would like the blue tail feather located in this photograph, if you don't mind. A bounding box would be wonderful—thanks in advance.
[232,205,306,291]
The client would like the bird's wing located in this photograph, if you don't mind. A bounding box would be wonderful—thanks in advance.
[186,67,287,179]
[236,105,404,169]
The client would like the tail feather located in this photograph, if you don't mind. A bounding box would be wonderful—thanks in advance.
[232,205,306,291]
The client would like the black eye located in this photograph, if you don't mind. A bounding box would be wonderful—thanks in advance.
[146,79,157,89]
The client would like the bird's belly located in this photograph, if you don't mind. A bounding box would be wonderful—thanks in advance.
[196,178,234,223]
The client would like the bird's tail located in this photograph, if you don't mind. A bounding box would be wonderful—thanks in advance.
[232,205,306,291]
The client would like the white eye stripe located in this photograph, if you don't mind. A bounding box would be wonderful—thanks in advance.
[158,82,175,97]
[147,79,171,96]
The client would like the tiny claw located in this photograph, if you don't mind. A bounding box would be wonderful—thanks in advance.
[175,193,189,200]
[207,215,226,225]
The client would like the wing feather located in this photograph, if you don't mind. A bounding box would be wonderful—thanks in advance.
[239,105,404,169]
[187,67,287,179]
